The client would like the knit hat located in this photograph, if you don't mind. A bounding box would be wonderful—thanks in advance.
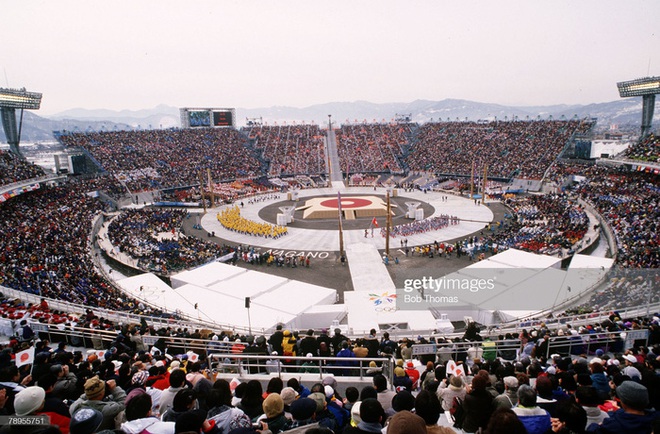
[84,376,105,399]
[616,381,649,410]
[351,401,362,425]
[14,386,45,416]
[324,385,334,398]
[70,408,104,434]
[322,375,337,389]
[308,392,326,412]
[263,393,284,418]
[387,410,426,434]
[132,370,149,386]
[394,366,406,377]
[280,387,298,405]
[290,397,317,420]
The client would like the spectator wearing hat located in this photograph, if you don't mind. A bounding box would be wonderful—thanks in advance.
[462,374,494,433]
[404,361,420,391]
[437,375,466,412]
[121,392,175,434]
[393,367,412,392]
[69,408,104,434]
[261,393,291,434]
[0,386,65,434]
[342,398,384,434]
[512,385,551,434]
[69,376,126,431]
[493,376,519,410]
[288,398,319,434]
[587,381,659,433]
[308,392,338,432]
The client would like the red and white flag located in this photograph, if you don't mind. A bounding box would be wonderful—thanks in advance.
[186,351,199,363]
[371,217,379,227]
[15,347,35,367]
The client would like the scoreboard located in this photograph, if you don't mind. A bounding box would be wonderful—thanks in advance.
[180,108,235,128]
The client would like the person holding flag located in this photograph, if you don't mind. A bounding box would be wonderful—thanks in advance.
[370,217,378,237]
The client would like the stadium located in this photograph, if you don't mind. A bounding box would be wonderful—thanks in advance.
[1,84,659,431]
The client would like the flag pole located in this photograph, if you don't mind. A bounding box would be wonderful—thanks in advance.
[337,191,344,258]
[385,190,391,256]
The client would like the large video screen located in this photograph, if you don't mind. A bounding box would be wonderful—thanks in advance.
[188,111,211,127]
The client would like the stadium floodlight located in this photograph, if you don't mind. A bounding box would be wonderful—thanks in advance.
[617,76,660,137]
[0,87,42,109]
[0,87,43,157]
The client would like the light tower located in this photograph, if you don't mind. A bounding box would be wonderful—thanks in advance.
[617,76,660,138]
[0,87,43,157]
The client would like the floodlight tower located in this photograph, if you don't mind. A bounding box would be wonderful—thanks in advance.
[617,76,660,138]
[0,87,43,157]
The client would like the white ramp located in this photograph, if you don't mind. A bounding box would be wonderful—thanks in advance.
[345,243,396,292]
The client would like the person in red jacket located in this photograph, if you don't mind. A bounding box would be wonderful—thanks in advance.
[405,361,420,390]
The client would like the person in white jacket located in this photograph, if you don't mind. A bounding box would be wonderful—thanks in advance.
[121,391,175,434]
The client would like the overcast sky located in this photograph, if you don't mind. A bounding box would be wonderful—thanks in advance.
[3,0,659,115]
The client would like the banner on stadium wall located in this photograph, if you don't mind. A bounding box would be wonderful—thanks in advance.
[0,183,40,203]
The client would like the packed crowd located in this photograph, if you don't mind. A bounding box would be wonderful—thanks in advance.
[482,194,589,256]
[243,125,327,176]
[406,120,595,180]
[217,206,288,239]
[0,150,46,188]
[382,215,460,239]
[573,170,659,268]
[58,129,264,192]
[1,306,659,434]
[336,124,412,174]
[106,208,224,275]
[623,133,660,163]
[0,181,151,313]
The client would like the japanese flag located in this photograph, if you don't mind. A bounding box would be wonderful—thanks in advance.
[16,347,35,367]
[186,351,199,363]
[446,360,465,377]
[96,350,106,360]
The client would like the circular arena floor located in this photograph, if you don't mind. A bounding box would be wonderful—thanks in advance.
[201,187,494,252]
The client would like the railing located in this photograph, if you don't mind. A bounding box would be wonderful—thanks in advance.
[207,353,395,385]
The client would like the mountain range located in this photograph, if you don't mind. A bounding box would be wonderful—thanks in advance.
[6,98,655,143]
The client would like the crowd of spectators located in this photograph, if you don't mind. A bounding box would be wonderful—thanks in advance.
[335,123,412,175]
[243,125,327,176]
[0,150,46,188]
[0,180,152,313]
[58,128,264,192]
[217,206,288,239]
[0,303,659,434]
[481,194,589,256]
[106,208,224,275]
[573,170,659,268]
[623,133,660,163]
[406,120,595,180]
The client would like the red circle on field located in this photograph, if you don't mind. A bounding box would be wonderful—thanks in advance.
[320,198,373,209]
